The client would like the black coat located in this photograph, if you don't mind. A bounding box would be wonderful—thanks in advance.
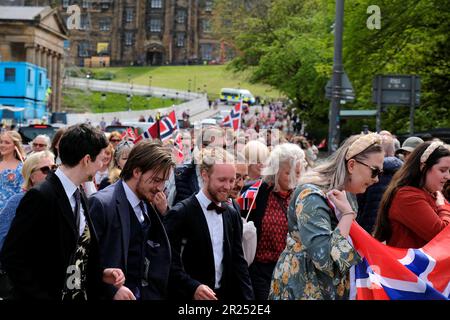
[88,180,171,299]
[0,171,102,300]
[173,162,199,206]
[357,156,403,233]
[164,195,254,301]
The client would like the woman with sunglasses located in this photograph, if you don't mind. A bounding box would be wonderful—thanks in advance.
[0,150,55,251]
[373,141,450,248]
[269,133,384,300]
[0,131,26,212]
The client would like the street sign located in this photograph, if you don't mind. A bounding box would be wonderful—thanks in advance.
[325,72,355,102]
[372,75,420,105]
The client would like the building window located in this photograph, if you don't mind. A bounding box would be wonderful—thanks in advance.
[82,0,89,9]
[4,68,16,82]
[78,42,90,57]
[39,72,42,86]
[201,44,213,60]
[62,0,69,8]
[176,33,185,47]
[151,0,162,9]
[176,10,186,24]
[80,14,90,30]
[205,0,213,12]
[27,69,31,83]
[150,19,162,32]
[125,8,134,23]
[202,19,211,33]
[125,32,133,46]
[101,1,110,9]
[99,19,111,31]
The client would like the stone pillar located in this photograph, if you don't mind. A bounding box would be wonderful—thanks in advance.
[51,54,58,113]
[35,46,41,67]
[47,52,53,111]
[25,44,36,64]
[41,48,47,69]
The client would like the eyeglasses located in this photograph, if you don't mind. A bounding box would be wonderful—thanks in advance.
[32,143,47,148]
[236,174,248,182]
[110,139,121,143]
[33,164,58,175]
[354,159,383,179]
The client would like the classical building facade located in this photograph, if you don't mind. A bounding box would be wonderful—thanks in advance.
[23,0,231,67]
[0,5,68,112]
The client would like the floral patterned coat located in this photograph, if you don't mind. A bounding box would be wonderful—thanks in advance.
[269,184,361,300]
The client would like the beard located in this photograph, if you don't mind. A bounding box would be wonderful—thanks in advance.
[207,183,229,203]
[136,175,158,202]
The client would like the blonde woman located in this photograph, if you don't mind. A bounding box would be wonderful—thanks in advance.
[270,133,384,300]
[0,131,26,211]
[0,150,55,250]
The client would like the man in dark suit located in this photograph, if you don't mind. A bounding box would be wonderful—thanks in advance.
[89,141,175,300]
[164,147,254,300]
[0,124,124,300]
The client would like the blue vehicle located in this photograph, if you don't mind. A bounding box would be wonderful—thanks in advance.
[0,62,49,122]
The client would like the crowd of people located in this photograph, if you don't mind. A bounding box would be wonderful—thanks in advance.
[0,107,449,300]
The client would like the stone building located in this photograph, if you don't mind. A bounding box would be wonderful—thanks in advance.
[24,0,232,67]
[0,5,68,112]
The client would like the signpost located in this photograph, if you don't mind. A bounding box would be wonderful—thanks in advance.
[372,75,420,134]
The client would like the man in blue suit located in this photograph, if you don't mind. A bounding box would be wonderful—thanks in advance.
[89,141,175,300]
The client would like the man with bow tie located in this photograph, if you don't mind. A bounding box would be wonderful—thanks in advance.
[164,147,254,300]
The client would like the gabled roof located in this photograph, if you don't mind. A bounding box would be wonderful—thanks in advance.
[0,6,51,21]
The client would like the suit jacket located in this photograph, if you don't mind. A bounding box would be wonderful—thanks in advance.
[164,194,254,301]
[0,171,102,300]
[89,179,171,299]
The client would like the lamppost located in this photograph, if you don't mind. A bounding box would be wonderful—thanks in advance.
[328,0,345,153]
[161,94,166,108]
[175,91,179,102]
[86,72,91,91]
[203,84,207,97]
[101,92,106,113]
[127,93,132,111]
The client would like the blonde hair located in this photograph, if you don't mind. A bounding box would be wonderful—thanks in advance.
[262,143,305,190]
[21,150,54,190]
[243,140,269,165]
[300,134,383,191]
[199,147,235,175]
[1,131,25,162]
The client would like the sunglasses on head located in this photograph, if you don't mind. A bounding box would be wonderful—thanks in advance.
[34,164,58,174]
[354,159,383,178]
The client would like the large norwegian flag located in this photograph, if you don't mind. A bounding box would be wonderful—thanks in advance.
[350,222,450,300]
[237,179,262,211]
[121,127,137,141]
[222,102,242,132]
[160,110,178,141]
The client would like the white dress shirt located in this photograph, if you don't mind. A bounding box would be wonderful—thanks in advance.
[122,181,147,223]
[55,168,86,236]
[195,189,224,289]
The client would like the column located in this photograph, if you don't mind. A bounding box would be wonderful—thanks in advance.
[25,44,36,64]
[47,52,53,111]
[51,54,58,113]
[41,48,47,69]
[35,46,41,67]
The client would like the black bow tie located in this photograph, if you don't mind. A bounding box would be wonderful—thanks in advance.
[207,202,226,214]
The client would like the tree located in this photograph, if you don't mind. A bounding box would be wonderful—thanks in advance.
[215,0,450,138]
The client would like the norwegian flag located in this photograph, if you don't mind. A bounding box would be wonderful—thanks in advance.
[222,102,242,132]
[134,122,158,143]
[351,222,450,300]
[173,132,184,164]
[121,127,136,141]
[237,179,262,211]
[160,110,178,141]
